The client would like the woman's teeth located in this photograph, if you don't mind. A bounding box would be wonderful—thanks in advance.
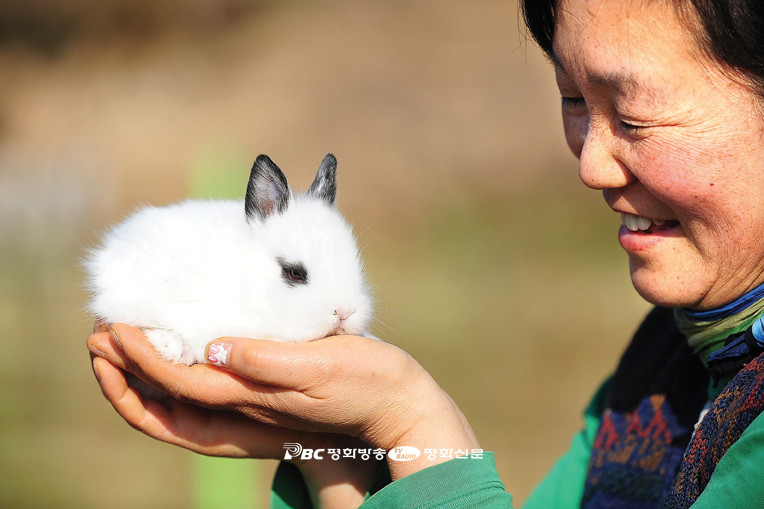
[621,213,666,232]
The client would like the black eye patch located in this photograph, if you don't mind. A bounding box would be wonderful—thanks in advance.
[277,258,309,286]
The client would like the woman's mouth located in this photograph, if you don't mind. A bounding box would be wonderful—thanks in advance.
[620,213,679,234]
[618,213,680,253]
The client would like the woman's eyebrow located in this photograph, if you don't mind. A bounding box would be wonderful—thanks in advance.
[552,50,641,94]
[588,71,641,94]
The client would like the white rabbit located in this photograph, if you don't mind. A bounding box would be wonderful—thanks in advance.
[85,153,374,365]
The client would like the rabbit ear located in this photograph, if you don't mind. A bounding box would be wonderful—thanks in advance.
[307,153,337,206]
[245,155,291,222]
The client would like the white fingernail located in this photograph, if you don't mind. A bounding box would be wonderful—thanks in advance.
[206,342,232,367]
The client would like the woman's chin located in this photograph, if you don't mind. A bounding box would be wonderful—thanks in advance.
[628,264,705,310]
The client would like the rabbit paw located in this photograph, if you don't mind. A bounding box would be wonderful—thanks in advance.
[144,328,193,365]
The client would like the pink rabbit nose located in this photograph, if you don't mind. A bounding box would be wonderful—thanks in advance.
[331,309,358,336]
[334,308,355,322]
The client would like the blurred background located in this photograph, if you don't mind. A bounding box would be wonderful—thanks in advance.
[0,0,651,507]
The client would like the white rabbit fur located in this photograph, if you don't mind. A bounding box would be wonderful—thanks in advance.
[85,154,373,365]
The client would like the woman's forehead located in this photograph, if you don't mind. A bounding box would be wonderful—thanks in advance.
[551,0,703,84]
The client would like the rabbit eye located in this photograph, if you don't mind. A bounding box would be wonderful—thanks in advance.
[286,268,307,283]
[278,259,308,286]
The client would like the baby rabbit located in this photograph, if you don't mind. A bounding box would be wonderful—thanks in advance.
[85,154,373,365]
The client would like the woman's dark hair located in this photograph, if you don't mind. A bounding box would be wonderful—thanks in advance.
[520,0,764,97]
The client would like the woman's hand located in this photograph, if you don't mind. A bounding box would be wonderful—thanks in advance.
[88,323,382,508]
[87,323,479,484]
[198,333,481,480]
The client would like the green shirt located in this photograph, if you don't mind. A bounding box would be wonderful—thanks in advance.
[271,376,764,508]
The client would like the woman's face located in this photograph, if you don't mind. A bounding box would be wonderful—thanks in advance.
[553,0,764,310]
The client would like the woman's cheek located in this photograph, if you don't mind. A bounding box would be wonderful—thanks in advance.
[630,135,720,209]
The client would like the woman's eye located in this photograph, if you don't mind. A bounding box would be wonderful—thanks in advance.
[561,96,586,108]
[620,120,638,130]
[618,117,648,134]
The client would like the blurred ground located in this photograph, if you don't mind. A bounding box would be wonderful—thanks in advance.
[0,1,650,507]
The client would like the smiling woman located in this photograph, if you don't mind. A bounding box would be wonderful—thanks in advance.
[86,0,764,508]
[551,0,764,312]
[519,0,764,507]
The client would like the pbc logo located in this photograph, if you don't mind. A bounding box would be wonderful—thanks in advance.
[283,443,326,460]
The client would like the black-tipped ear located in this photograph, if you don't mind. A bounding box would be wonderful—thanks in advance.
[307,153,337,206]
[245,155,291,222]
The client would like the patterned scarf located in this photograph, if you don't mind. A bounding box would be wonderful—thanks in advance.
[581,303,764,509]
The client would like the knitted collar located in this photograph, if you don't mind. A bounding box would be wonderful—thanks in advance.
[674,281,764,377]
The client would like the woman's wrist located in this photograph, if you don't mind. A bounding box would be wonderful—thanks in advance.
[296,459,380,509]
[365,372,480,481]
[290,434,383,509]
[389,393,480,479]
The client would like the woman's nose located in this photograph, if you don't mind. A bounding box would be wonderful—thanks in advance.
[576,122,636,190]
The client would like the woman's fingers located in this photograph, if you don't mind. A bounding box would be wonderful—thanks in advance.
[86,321,426,467]
[87,324,308,427]
[92,355,154,431]
[89,322,434,448]
[91,352,304,458]
[200,335,429,441]
[88,330,126,369]
[205,336,339,389]
[93,317,110,333]
[90,353,194,446]
[88,324,236,402]
[90,323,389,402]
[205,334,403,391]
